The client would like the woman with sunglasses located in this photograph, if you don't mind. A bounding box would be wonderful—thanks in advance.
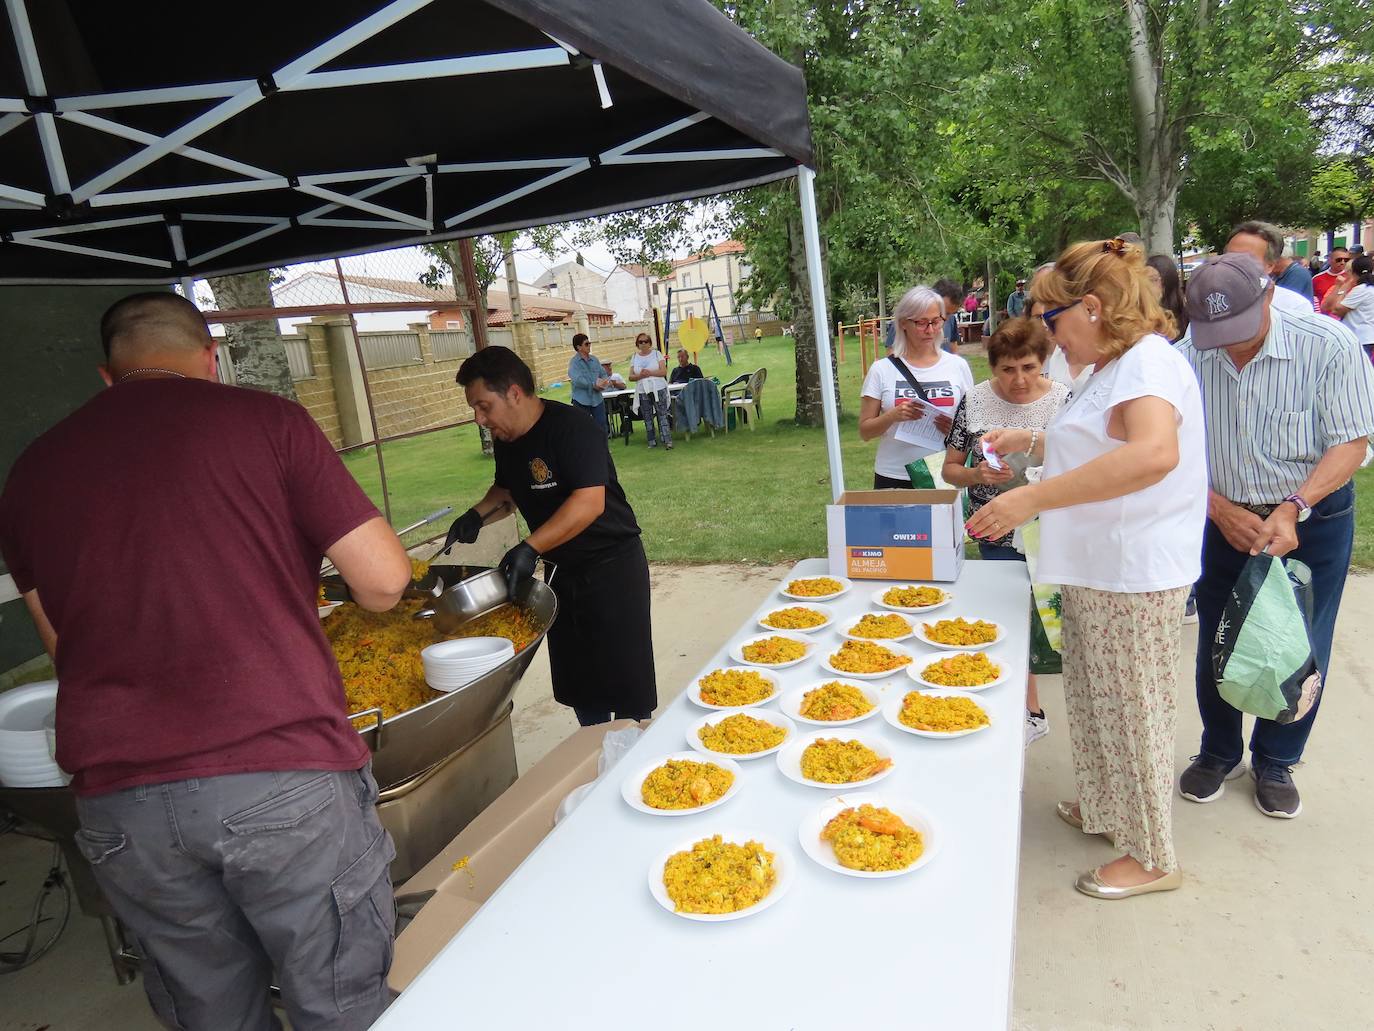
[1322,255,1374,354]
[967,238,1207,900]
[859,285,974,488]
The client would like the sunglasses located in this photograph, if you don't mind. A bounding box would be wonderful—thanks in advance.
[1331,257,1350,265]
[1040,299,1082,334]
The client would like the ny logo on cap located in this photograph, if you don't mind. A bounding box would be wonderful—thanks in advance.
[1206,292,1231,317]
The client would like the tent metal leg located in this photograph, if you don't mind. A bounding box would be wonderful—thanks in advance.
[797,165,844,501]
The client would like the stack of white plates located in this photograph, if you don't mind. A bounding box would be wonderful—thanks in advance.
[0,680,70,788]
[421,637,514,692]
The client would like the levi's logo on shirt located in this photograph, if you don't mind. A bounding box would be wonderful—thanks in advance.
[896,381,956,408]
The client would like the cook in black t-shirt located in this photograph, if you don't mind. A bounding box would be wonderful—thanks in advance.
[448,347,656,725]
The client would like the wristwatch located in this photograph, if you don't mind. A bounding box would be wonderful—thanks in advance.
[1282,493,1311,522]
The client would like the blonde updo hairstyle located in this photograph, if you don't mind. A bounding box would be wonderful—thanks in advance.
[1032,238,1175,360]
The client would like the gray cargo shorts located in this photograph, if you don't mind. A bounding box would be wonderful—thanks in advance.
[74,764,396,1031]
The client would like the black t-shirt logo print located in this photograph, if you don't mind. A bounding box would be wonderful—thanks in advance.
[529,458,552,485]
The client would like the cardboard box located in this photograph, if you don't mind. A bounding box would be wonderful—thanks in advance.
[389,719,640,993]
[826,489,965,582]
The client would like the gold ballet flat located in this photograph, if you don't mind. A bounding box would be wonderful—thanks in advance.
[1075,866,1182,900]
[1056,801,1084,830]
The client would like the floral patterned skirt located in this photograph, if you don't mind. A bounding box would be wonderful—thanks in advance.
[1060,584,1190,873]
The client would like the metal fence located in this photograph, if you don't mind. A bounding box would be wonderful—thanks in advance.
[283,336,315,380]
[430,329,474,362]
[359,331,423,370]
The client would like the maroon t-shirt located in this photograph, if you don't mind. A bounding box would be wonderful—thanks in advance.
[0,378,380,795]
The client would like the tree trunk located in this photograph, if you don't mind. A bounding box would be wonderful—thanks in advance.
[1124,0,1179,256]
[206,270,297,401]
[787,206,841,427]
[448,241,495,458]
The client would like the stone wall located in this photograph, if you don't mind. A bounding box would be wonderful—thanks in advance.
[291,331,343,448]
[363,325,472,438]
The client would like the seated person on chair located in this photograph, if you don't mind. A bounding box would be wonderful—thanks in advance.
[669,349,704,384]
[600,359,627,389]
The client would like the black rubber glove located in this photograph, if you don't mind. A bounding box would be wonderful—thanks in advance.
[498,541,539,600]
[442,508,485,553]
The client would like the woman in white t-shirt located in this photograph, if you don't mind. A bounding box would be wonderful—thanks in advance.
[859,285,974,487]
[968,238,1206,901]
[628,332,672,450]
[1325,255,1374,352]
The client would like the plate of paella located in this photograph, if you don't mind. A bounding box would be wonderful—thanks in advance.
[909,651,1007,692]
[729,632,814,670]
[872,584,952,614]
[649,831,796,922]
[621,752,743,817]
[687,709,796,760]
[918,616,1005,652]
[837,611,915,643]
[756,603,835,634]
[775,732,896,789]
[778,575,851,602]
[883,689,993,739]
[819,639,914,680]
[798,794,938,879]
[686,666,781,710]
[778,679,881,727]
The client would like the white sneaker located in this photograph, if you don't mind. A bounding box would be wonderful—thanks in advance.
[1025,711,1049,745]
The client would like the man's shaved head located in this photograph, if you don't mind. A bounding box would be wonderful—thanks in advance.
[100,292,212,363]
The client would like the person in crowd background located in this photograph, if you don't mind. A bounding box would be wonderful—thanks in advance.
[1224,221,1317,316]
[1144,255,1189,342]
[567,332,610,434]
[600,359,626,389]
[669,348,704,384]
[859,285,974,488]
[1312,246,1350,311]
[933,278,965,355]
[969,237,1206,899]
[628,332,672,450]
[942,316,1068,745]
[1175,253,1374,819]
[1007,279,1028,318]
[1321,254,1374,356]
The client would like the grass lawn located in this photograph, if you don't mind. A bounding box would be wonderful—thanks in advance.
[344,335,1373,569]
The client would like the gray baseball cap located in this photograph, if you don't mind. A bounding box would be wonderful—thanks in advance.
[1184,253,1270,350]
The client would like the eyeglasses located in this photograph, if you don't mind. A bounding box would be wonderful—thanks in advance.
[903,317,945,331]
[1040,299,1082,334]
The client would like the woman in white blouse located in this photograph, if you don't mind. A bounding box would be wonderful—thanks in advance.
[859,285,974,487]
[967,238,1207,900]
[628,332,672,450]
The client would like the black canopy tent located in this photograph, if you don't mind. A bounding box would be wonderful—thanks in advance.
[0,0,844,493]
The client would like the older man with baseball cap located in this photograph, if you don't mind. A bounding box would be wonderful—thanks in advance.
[1175,253,1374,818]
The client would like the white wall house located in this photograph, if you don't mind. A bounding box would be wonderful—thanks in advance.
[532,260,610,310]
[269,271,450,332]
[603,264,653,322]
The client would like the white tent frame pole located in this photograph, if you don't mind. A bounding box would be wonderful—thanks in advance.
[12,236,171,268]
[63,111,283,182]
[0,112,26,138]
[605,148,782,164]
[71,0,436,202]
[798,165,844,502]
[445,159,590,228]
[289,49,569,91]
[4,0,70,194]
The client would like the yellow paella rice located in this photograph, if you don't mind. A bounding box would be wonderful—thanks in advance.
[325,599,539,727]
[698,668,775,706]
[663,835,777,914]
[922,617,999,646]
[799,681,874,722]
[410,557,431,581]
[828,639,911,674]
[697,713,787,754]
[785,576,844,597]
[882,585,945,609]
[799,738,893,783]
[919,652,1002,687]
[761,606,829,630]
[741,635,807,665]
[845,613,912,639]
[640,759,735,810]
[820,804,924,872]
[898,691,991,733]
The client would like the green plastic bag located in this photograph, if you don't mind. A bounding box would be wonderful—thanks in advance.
[1213,556,1321,723]
[903,457,937,489]
[1019,520,1063,672]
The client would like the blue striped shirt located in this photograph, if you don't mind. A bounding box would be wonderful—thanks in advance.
[1176,308,1374,503]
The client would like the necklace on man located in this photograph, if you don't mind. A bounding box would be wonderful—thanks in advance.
[116,368,187,383]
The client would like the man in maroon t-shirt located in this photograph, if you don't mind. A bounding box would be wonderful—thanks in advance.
[0,293,411,1030]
